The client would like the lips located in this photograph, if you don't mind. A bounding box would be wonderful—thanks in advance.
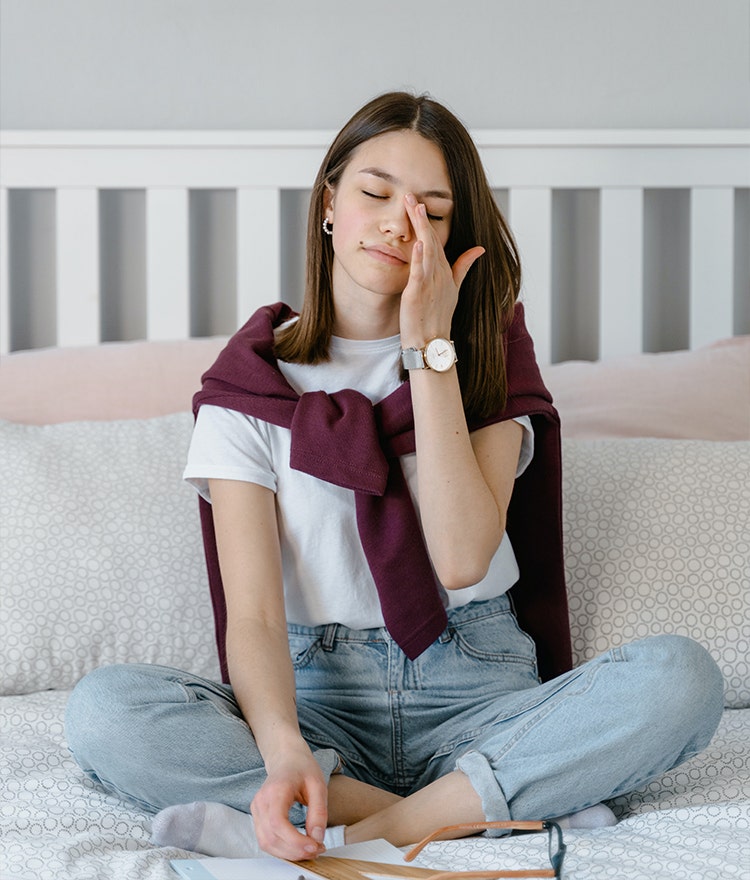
[364,244,409,266]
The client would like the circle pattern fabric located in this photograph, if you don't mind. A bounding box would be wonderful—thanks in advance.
[0,414,220,695]
[562,438,750,708]
[1,421,749,878]
[1,692,748,880]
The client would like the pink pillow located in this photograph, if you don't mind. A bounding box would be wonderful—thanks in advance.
[543,337,750,440]
[2,334,748,440]
[0,337,228,424]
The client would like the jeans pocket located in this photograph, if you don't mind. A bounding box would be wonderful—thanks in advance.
[288,631,323,670]
[450,603,538,669]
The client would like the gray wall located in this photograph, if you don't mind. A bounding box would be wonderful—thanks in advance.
[2,0,749,131]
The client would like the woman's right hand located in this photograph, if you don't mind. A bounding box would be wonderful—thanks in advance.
[208,479,331,861]
[250,740,330,861]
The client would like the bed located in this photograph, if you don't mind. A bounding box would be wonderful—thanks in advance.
[1,129,749,880]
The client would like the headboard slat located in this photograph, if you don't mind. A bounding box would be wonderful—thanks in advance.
[145,188,190,340]
[689,187,735,349]
[237,187,281,326]
[508,187,553,366]
[56,188,100,347]
[2,131,747,358]
[599,187,644,359]
[0,187,9,355]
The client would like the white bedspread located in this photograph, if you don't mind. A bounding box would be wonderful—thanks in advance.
[2,690,748,880]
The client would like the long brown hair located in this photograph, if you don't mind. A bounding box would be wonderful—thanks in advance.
[274,91,521,419]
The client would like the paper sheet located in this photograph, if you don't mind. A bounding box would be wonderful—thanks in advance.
[171,856,310,879]
[170,838,410,880]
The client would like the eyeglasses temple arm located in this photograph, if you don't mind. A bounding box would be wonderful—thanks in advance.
[426,871,556,879]
[403,821,548,862]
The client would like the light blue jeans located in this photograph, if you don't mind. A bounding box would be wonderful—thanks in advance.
[65,594,724,828]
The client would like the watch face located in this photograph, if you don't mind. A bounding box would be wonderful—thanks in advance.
[424,338,456,372]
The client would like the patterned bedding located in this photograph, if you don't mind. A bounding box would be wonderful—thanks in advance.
[2,691,748,880]
[2,339,749,880]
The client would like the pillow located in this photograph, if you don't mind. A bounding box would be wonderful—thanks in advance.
[0,336,228,425]
[0,413,221,695]
[563,438,750,708]
[544,336,750,440]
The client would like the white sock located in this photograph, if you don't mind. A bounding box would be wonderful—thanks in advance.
[150,801,345,857]
[554,803,617,830]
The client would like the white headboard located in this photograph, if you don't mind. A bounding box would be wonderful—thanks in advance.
[1,130,748,364]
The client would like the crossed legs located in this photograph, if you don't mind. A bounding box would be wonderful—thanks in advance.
[66,633,723,857]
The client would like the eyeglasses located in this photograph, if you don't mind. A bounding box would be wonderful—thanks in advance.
[402,820,567,879]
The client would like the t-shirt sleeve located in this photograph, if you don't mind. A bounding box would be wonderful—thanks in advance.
[183,404,277,502]
[514,414,534,478]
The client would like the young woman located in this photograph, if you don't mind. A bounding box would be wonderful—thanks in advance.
[65,92,723,864]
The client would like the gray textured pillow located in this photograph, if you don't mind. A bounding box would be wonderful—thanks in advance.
[563,438,750,708]
[0,414,220,695]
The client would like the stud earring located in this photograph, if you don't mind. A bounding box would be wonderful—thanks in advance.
[323,218,333,236]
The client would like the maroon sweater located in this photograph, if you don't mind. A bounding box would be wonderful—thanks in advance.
[193,302,572,682]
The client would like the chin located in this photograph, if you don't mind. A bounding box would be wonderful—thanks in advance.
[349,274,404,298]
[370,285,406,299]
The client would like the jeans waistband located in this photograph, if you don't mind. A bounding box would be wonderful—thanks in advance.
[286,593,514,648]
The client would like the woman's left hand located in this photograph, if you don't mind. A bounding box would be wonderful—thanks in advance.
[399,193,484,347]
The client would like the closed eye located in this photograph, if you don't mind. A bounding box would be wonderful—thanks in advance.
[362,191,443,222]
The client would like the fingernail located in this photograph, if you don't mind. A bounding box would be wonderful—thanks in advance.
[311,826,324,843]
[406,192,417,206]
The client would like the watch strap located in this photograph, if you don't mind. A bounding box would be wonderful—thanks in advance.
[401,347,427,370]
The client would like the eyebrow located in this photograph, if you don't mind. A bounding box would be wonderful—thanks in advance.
[357,167,453,202]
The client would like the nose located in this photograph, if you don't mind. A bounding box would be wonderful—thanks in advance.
[379,199,412,241]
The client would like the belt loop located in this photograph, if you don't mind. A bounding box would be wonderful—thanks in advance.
[439,626,454,644]
[321,623,338,652]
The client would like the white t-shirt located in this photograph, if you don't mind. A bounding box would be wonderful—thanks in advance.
[183,331,534,630]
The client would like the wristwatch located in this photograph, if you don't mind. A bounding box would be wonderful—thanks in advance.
[401,338,457,373]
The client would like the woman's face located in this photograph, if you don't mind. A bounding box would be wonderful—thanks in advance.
[324,129,454,304]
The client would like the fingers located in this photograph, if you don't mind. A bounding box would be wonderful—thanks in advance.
[403,193,483,293]
[403,196,445,292]
[304,777,330,846]
[452,246,485,289]
[251,775,328,861]
[404,195,438,263]
[251,789,312,860]
[407,239,426,285]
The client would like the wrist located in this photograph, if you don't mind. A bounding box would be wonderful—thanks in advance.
[255,720,306,758]
[400,326,452,350]
[262,734,311,768]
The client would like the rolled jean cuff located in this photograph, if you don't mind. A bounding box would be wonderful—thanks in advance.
[289,747,342,827]
[455,749,512,837]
